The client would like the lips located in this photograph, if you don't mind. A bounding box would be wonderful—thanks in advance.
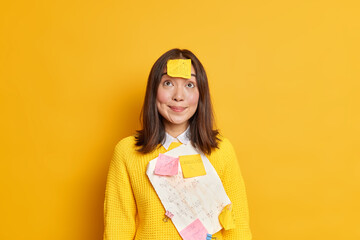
[169,106,186,112]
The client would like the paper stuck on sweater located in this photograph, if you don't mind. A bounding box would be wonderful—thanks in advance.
[179,154,206,178]
[167,59,192,79]
[219,204,235,230]
[146,143,231,238]
[180,218,208,240]
[154,153,179,176]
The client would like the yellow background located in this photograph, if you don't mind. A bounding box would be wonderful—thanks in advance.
[1,0,359,239]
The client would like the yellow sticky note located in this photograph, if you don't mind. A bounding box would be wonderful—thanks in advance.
[179,154,206,178]
[219,205,235,230]
[167,59,192,79]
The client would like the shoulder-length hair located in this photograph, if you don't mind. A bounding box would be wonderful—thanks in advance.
[135,48,220,154]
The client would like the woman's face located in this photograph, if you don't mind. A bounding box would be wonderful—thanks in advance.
[156,64,199,133]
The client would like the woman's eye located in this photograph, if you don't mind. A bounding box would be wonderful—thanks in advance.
[186,82,195,88]
[164,81,173,86]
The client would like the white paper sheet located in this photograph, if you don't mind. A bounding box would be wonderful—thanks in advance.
[146,143,231,235]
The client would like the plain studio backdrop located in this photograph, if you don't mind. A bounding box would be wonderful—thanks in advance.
[0,0,359,239]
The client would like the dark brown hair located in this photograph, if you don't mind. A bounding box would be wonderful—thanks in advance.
[135,48,220,154]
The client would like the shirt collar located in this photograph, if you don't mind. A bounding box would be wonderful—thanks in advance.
[162,126,191,150]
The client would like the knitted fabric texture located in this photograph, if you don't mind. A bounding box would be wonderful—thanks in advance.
[103,136,252,240]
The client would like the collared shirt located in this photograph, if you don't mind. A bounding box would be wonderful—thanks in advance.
[161,126,191,150]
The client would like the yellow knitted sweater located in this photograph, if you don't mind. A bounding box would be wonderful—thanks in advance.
[103,135,252,240]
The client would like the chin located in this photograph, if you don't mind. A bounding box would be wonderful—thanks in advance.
[169,121,187,126]
[167,118,189,126]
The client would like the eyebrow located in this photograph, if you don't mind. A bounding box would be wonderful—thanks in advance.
[161,72,197,77]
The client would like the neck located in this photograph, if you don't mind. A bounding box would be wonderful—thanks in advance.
[164,122,189,138]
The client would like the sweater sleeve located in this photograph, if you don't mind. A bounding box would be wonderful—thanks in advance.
[103,139,137,240]
[220,138,252,240]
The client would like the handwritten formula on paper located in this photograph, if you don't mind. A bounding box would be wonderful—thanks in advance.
[146,144,231,236]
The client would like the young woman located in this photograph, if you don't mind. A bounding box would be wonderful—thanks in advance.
[104,49,252,240]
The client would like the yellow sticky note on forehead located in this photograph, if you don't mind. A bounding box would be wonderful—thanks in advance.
[167,59,192,79]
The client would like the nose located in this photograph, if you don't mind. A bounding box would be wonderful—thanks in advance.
[172,86,184,102]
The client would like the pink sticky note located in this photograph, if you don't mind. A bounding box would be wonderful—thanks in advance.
[154,153,179,176]
[179,219,208,240]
